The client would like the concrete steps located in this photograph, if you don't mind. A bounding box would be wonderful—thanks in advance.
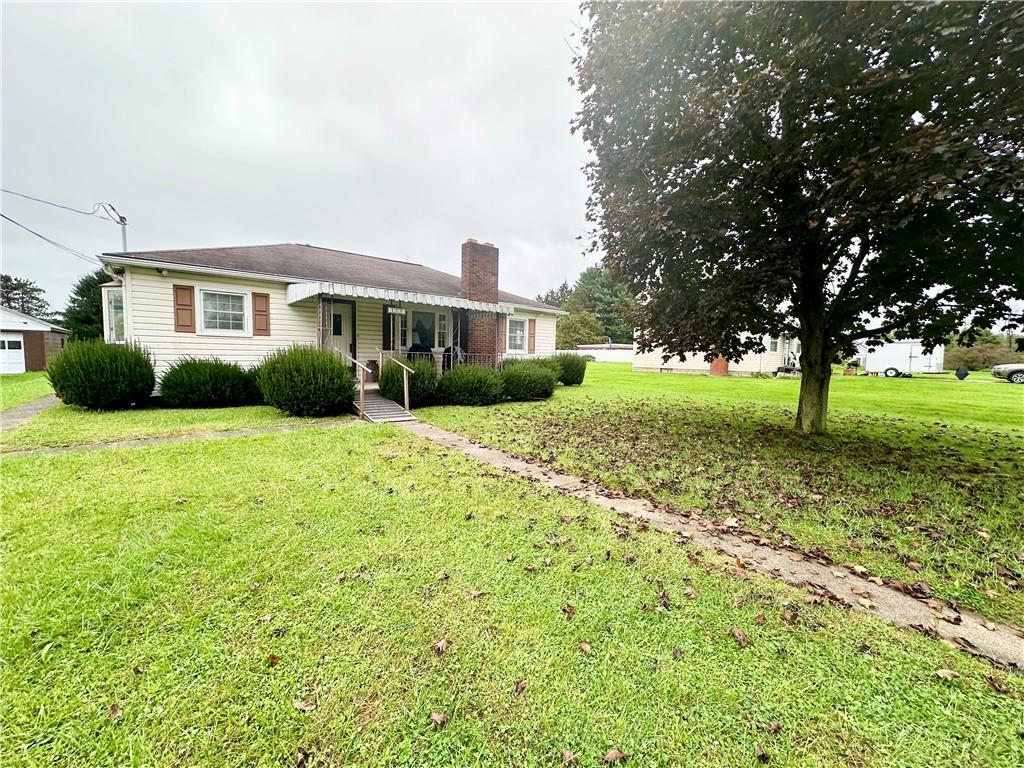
[355,390,417,423]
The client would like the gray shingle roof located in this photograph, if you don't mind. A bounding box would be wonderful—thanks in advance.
[101,243,559,311]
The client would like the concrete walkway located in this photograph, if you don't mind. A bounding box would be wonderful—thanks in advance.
[399,420,1024,671]
[1,418,358,458]
[0,395,58,432]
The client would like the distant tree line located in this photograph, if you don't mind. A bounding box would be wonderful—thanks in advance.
[944,331,1024,371]
[538,266,634,349]
[1,269,108,340]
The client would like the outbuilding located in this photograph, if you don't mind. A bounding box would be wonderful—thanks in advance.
[0,305,70,374]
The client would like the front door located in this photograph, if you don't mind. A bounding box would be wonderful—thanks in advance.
[325,307,354,360]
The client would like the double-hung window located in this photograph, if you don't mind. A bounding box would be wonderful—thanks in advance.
[507,318,526,353]
[102,286,125,343]
[769,337,779,352]
[437,313,448,348]
[201,290,246,334]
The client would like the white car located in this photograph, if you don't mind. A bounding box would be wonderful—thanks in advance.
[991,363,1024,384]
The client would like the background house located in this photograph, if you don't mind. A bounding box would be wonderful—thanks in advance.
[0,305,69,374]
[633,336,795,376]
[98,239,564,379]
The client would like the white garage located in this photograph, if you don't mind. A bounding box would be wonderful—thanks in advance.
[0,332,26,374]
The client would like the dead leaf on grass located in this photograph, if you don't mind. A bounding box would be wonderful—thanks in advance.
[754,613,767,625]
[763,721,781,734]
[293,699,316,712]
[682,587,697,599]
[934,669,958,680]
[514,679,527,696]
[295,747,311,768]
[434,637,452,655]
[267,653,281,666]
[986,676,1010,694]
[580,641,592,656]
[561,748,579,765]
[106,702,123,720]
[729,626,749,648]
[470,587,485,599]
[756,746,771,763]
[428,711,449,727]
[562,603,576,619]
[603,748,629,763]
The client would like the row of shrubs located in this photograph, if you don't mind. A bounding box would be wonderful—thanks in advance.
[47,341,355,416]
[377,354,588,407]
[46,341,588,414]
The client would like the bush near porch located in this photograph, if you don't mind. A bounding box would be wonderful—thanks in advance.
[379,358,438,407]
[257,346,355,417]
[45,340,155,411]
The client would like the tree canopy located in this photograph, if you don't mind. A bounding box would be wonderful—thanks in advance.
[62,269,109,341]
[574,1,1023,432]
[0,274,50,319]
[544,266,634,348]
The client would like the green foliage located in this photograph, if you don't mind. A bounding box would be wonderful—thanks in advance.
[256,346,354,417]
[556,311,606,349]
[436,364,502,406]
[0,274,50,319]
[159,358,261,408]
[575,2,1023,433]
[62,269,108,341]
[564,266,634,343]
[46,340,155,410]
[379,358,437,407]
[499,362,556,401]
[536,280,573,308]
[553,353,588,386]
[944,343,1024,372]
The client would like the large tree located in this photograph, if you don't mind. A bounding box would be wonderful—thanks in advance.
[574,1,1023,433]
[62,269,109,341]
[565,266,634,343]
[0,274,50,318]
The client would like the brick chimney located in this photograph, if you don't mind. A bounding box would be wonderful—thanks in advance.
[461,239,499,303]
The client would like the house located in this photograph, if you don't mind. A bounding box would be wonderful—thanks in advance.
[633,336,798,376]
[96,240,565,379]
[0,305,70,374]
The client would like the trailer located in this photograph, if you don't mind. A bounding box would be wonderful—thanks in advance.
[858,340,945,377]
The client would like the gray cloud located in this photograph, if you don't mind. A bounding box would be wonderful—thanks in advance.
[2,1,593,309]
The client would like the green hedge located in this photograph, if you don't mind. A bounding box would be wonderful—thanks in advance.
[256,346,355,417]
[379,357,437,407]
[46,340,155,411]
[553,353,588,385]
[436,364,502,406]
[499,362,556,401]
[159,357,261,408]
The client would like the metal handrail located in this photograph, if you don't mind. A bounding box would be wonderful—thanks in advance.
[332,349,370,419]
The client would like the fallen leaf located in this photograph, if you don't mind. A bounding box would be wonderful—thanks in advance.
[562,604,576,619]
[506,554,517,563]
[293,699,316,712]
[907,561,923,571]
[437,571,450,581]
[857,598,875,610]
[603,748,629,763]
[723,517,740,528]
[754,613,767,625]
[132,665,145,676]
[682,587,697,599]
[850,587,871,598]
[729,626,749,648]
[763,721,781,734]
[514,679,527,696]
[106,702,123,720]
[561,748,579,765]
[258,613,275,623]
[428,711,449,727]
[580,641,592,656]
[543,557,553,567]
[295,747,311,768]
[986,675,1010,694]
[434,637,452,655]
[934,669,958,680]
[756,746,770,763]
[672,647,683,659]
[267,653,281,666]
[560,515,574,524]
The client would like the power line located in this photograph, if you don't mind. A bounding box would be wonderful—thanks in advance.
[0,213,102,267]
[0,188,124,224]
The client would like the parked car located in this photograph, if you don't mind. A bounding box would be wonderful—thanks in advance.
[991,363,1024,384]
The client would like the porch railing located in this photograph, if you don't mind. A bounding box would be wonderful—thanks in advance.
[377,350,414,410]
[334,349,372,419]
[380,350,546,373]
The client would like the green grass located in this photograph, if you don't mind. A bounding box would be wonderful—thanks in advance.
[0,372,53,411]
[0,404,344,451]
[2,426,1021,767]
[419,363,1024,624]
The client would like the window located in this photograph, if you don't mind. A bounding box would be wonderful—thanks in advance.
[769,338,779,352]
[507,318,526,352]
[437,313,448,348]
[332,312,343,336]
[7,339,22,350]
[399,313,408,347]
[103,286,125,343]
[200,291,246,334]
[411,311,435,349]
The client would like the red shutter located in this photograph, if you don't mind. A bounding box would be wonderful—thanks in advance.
[528,318,536,354]
[252,293,271,336]
[173,285,195,333]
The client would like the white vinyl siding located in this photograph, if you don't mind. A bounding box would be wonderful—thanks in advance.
[632,335,789,375]
[124,267,317,377]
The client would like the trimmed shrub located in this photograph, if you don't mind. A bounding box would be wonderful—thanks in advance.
[553,353,588,386]
[502,355,563,378]
[379,357,437,407]
[499,362,556,401]
[159,357,261,408]
[46,340,155,410]
[436,364,502,406]
[256,346,355,417]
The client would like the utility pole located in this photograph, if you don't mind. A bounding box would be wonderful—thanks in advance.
[104,203,128,252]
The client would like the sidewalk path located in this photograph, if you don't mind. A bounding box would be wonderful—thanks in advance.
[1,395,58,432]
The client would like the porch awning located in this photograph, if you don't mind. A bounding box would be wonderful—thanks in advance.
[286,281,515,314]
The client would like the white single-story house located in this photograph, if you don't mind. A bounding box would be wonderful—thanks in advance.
[97,239,564,380]
[633,336,798,376]
[0,305,70,374]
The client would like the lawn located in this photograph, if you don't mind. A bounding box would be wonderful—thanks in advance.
[2,426,1021,767]
[0,371,53,411]
[419,363,1024,624]
[0,403,345,452]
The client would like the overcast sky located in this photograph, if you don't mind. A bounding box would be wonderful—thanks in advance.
[2,1,592,309]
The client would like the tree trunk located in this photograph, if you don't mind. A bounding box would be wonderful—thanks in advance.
[794,334,831,434]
